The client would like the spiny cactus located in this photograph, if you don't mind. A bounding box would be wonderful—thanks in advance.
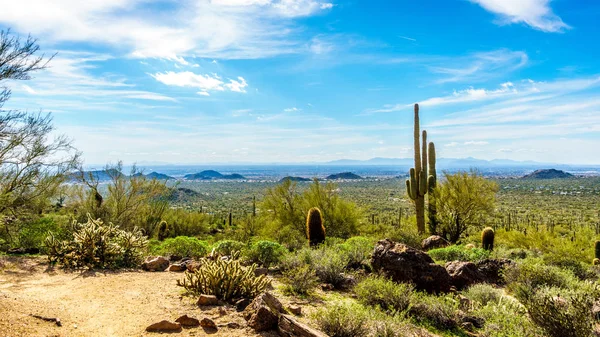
[406,104,436,234]
[481,227,495,251]
[595,241,600,262]
[252,196,256,217]
[157,220,169,241]
[427,142,438,234]
[177,253,269,302]
[306,207,326,247]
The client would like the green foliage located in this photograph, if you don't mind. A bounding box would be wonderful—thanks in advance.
[434,170,498,242]
[282,263,319,296]
[463,284,504,307]
[516,285,595,337]
[482,227,495,251]
[313,303,369,337]
[154,236,209,258]
[408,292,459,330]
[337,236,374,269]
[245,240,287,267]
[45,215,147,268]
[355,275,413,313]
[160,208,209,237]
[473,296,541,337]
[504,258,578,291]
[211,239,245,256]
[177,255,269,302]
[428,245,491,263]
[306,207,326,247]
[17,215,68,251]
[311,245,349,287]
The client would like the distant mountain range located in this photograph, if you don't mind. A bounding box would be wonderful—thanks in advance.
[522,169,574,179]
[279,176,312,183]
[184,170,246,180]
[133,172,175,180]
[325,157,554,168]
[325,172,363,180]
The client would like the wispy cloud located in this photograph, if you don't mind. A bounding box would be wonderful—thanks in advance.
[470,0,570,32]
[151,71,248,96]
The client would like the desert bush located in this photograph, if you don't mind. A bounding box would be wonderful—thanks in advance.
[516,285,595,337]
[45,216,147,268]
[17,215,68,251]
[279,247,314,271]
[474,297,541,337]
[504,258,577,291]
[463,284,503,307]
[282,263,319,295]
[313,303,369,337]
[212,239,245,256]
[312,246,349,287]
[155,236,209,258]
[245,240,287,267]
[355,275,413,312]
[338,236,375,269]
[408,293,459,330]
[177,255,269,302]
[428,245,490,263]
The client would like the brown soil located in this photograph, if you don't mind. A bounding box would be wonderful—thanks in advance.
[0,256,280,337]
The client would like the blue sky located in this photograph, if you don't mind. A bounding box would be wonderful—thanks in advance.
[1,0,599,165]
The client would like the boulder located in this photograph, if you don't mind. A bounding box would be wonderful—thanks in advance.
[244,292,285,332]
[445,261,485,290]
[278,314,328,337]
[197,294,219,306]
[421,235,450,251]
[371,239,452,293]
[142,256,169,272]
[200,317,218,330]
[168,263,186,272]
[145,320,182,332]
[475,259,514,285]
[288,306,302,316]
[175,314,200,327]
[183,260,202,272]
[235,298,251,312]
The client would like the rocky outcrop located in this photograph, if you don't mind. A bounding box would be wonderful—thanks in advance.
[475,259,514,285]
[141,256,169,272]
[175,315,200,327]
[371,239,452,293]
[278,314,328,337]
[145,320,182,332]
[421,235,450,251]
[445,261,485,290]
[244,292,285,332]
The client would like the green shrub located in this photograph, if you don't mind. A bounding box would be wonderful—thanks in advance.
[463,284,504,307]
[282,263,319,296]
[474,297,541,337]
[515,285,595,337]
[428,245,490,263]
[177,255,269,302]
[355,275,413,312]
[408,293,459,330]
[45,216,147,269]
[156,236,209,258]
[338,236,374,269]
[312,246,349,287]
[313,303,369,337]
[245,240,287,267]
[18,215,67,251]
[504,259,577,291]
[212,240,245,256]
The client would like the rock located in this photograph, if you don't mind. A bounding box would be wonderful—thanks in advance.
[141,256,169,272]
[168,263,186,272]
[461,315,485,329]
[183,260,202,272]
[222,322,241,329]
[145,320,182,332]
[175,314,200,327]
[421,236,450,251]
[197,294,219,306]
[458,295,472,311]
[244,292,286,332]
[235,298,251,312]
[278,314,328,337]
[461,321,474,331]
[288,306,302,316]
[475,259,514,285]
[254,267,269,276]
[320,283,334,291]
[218,307,227,316]
[371,239,452,293]
[339,274,357,290]
[200,317,218,330]
[8,247,40,255]
[445,261,485,290]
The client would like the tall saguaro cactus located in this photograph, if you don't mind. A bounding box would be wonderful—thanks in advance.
[427,142,438,234]
[406,104,436,234]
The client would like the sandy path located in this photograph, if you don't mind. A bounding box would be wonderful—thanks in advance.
[0,256,275,337]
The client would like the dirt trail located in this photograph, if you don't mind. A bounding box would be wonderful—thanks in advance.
[0,256,273,337]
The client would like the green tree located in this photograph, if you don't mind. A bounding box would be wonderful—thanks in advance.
[261,178,305,235]
[0,30,79,246]
[435,170,498,243]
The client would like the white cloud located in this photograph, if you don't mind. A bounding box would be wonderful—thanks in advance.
[283,107,301,112]
[21,85,37,94]
[0,0,334,61]
[464,141,489,145]
[470,0,570,32]
[151,71,248,94]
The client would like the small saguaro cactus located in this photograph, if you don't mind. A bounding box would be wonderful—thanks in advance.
[481,227,495,251]
[594,241,600,263]
[157,220,169,241]
[306,207,326,247]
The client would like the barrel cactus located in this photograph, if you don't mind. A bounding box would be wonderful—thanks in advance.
[481,227,495,251]
[157,220,169,241]
[306,207,326,247]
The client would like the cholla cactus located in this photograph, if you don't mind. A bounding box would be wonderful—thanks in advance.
[177,253,269,302]
[481,227,495,251]
[306,207,326,247]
